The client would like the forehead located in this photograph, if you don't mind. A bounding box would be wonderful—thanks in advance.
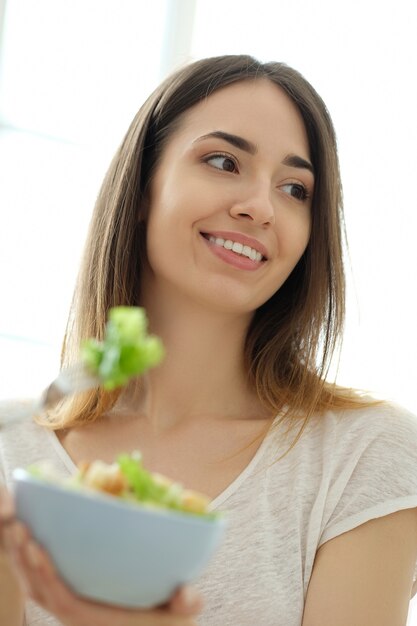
[168,78,310,159]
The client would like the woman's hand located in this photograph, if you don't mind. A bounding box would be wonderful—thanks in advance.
[0,485,26,626]
[0,486,203,626]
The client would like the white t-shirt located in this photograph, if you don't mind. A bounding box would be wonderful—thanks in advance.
[1,401,417,626]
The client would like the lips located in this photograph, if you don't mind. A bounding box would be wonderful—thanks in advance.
[200,231,268,260]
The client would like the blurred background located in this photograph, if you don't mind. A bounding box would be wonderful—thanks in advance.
[0,0,416,619]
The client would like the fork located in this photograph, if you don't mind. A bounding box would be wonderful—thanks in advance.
[0,363,101,429]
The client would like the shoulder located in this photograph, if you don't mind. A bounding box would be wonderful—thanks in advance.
[305,399,417,455]
[332,398,417,430]
[301,402,417,624]
[267,399,417,463]
[315,399,417,491]
[326,399,417,461]
[308,401,417,546]
[316,397,417,432]
[264,400,417,538]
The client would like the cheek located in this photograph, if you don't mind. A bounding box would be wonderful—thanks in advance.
[279,210,311,260]
[145,194,191,274]
[298,218,312,255]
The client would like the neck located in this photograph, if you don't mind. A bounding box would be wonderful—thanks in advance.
[118,284,264,431]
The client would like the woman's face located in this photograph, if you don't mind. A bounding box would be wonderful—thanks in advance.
[144,79,314,316]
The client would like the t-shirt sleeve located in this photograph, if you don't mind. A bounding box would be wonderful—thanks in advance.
[318,403,417,581]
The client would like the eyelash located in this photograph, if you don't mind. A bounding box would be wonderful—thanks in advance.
[203,153,310,202]
[204,152,238,173]
[281,183,310,202]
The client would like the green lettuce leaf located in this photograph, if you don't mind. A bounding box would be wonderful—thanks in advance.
[81,306,164,390]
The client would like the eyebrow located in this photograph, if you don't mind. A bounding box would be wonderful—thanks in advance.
[194,131,257,154]
[282,154,315,176]
[194,130,315,176]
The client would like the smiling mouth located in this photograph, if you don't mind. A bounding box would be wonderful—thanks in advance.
[201,233,266,263]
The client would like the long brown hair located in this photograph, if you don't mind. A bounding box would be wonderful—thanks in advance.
[45,54,375,435]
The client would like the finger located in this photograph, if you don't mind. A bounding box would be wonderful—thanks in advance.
[3,521,66,610]
[4,520,202,626]
[168,585,204,616]
[0,485,16,547]
[2,521,32,593]
[2,518,26,553]
[9,534,90,625]
[15,535,70,609]
[7,531,198,626]
[0,484,15,519]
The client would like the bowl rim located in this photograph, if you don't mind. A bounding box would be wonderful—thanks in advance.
[13,468,226,527]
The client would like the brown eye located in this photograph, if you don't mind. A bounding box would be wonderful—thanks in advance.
[281,183,308,201]
[206,154,238,173]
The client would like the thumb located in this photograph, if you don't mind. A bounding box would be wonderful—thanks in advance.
[0,485,16,548]
[0,484,15,518]
[168,585,204,616]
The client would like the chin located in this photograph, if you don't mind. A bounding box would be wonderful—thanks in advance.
[195,284,268,316]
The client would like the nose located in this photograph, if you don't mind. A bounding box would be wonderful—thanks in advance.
[229,181,275,226]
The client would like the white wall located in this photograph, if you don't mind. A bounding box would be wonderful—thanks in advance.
[190,0,417,412]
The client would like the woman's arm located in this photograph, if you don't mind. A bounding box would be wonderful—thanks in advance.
[0,549,25,626]
[302,507,417,626]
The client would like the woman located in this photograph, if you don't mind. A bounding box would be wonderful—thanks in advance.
[1,54,417,626]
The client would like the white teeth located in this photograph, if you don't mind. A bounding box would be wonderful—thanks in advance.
[232,242,243,254]
[207,235,263,262]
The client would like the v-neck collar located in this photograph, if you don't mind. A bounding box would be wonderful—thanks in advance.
[47,412,283,510]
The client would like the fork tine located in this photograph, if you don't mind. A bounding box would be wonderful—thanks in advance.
[53,363,100,392]
[42,363,100,408]
[40,382,67,410]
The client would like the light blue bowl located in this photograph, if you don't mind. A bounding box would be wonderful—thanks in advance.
[13,469,226,608]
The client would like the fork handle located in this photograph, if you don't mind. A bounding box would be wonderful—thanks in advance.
[41,383,66,410]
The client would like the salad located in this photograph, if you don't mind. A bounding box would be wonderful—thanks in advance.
[81,306,164,390]
[29,452,217,519]
[33,309,217,518]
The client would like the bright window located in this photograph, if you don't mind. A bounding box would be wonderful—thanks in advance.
[0,0,171,396]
